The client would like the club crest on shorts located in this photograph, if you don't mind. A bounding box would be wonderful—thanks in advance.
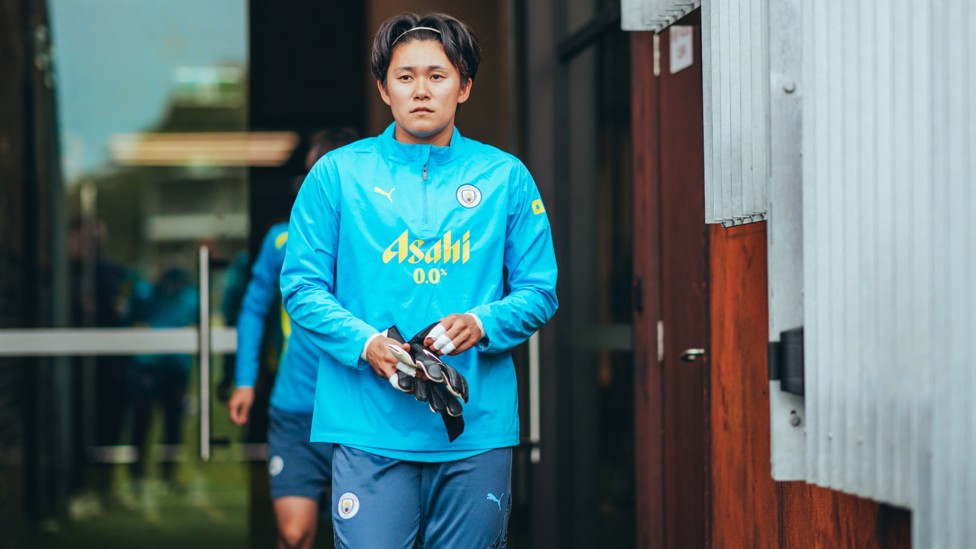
[456,184,482,208]
[338,492,360,519]
[268,455,284,477]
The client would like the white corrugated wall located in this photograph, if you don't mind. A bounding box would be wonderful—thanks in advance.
[802,0,975,546]
[702,0,769,226]
[621,0,701,32]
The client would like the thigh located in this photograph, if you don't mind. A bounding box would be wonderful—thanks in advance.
[420,447,513,549]
[267,408,333,505]
[331,445,421,549]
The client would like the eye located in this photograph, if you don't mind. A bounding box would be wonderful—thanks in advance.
[430,74,445,81]
[397,74,412,82]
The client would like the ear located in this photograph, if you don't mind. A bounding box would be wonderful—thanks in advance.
[376,80,392,106]
[457,78,474,105]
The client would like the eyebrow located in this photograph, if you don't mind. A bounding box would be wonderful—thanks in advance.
[392,64,451,72]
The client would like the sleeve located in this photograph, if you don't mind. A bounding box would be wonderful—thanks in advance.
[467,163,559,353]
[279,160,377,369]
[234,228,282,388]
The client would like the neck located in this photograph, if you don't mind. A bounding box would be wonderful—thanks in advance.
[394,124,454,147]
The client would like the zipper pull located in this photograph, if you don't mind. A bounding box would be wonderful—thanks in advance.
[423,165,428,181]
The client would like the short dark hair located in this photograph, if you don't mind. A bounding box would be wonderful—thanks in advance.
[371,12,481,87]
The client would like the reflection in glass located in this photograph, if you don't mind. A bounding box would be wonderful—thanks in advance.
[562,28,634,549]
[50,0,251,320]
[40,2,256,544]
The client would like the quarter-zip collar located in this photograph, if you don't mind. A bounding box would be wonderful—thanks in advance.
[377,122,467,167]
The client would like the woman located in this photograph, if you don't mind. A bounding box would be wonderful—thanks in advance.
[280,12,558,548]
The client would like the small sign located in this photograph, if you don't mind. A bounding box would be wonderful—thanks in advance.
[669,26,694,74]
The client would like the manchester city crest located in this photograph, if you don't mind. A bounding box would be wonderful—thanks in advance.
[338,492,360,519]
[456,184,482,208]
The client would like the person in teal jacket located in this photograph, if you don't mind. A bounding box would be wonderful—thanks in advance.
[279,12,557,548]
[229,128,357,549]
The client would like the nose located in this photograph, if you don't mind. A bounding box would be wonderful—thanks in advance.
[413,77,431,99]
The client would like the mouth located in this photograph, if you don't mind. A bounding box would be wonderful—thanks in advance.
[411,107,434,114]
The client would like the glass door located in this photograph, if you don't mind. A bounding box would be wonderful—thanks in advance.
[0,1,292,545]
[554,3,635,547]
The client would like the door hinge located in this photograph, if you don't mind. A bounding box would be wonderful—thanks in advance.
[769,326,804,396]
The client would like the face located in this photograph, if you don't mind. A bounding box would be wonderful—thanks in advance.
[377,39,473,147]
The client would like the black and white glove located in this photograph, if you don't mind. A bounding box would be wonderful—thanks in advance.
[409,343,469,402]
[384,323,470,441]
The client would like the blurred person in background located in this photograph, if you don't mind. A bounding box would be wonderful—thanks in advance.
[129,265,199,497]
[67,217,138,515]
[228,128,357,549]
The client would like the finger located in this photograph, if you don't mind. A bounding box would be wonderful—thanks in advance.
[441,315,480,351]
[230,404,246,425]
[370,357,399,379]
[239,402,252,423]
[388,344,417,374]
[426,323,447,342]
[395,362,418,376]
[442,315,467,338]
[431,333,455,354]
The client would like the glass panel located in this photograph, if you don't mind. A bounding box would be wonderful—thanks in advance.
[563,0,618,36]
[561,31,634,548]
[50,0,250,332]
[28,1,257,544]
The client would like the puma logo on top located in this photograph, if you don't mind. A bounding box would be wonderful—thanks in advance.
[374,186,396,202]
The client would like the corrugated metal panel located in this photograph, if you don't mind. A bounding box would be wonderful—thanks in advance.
[702,0,769,226]
[802,0,975,546]
[621,0,701,32]
[766,0,805,481]
[925,0,975,545]
[802,0,906,509]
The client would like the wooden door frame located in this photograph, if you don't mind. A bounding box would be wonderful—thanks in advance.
[631,16,710,548]
[631,30,666,549]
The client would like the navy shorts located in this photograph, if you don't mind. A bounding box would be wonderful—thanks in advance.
[267,407,333,504]
[331,445,512,549]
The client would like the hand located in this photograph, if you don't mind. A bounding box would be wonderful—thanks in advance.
[366,335,410,380]
[228,387,255,426]
[423,314,482,356]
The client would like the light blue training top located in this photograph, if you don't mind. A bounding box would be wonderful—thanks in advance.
[281,123,558,461]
